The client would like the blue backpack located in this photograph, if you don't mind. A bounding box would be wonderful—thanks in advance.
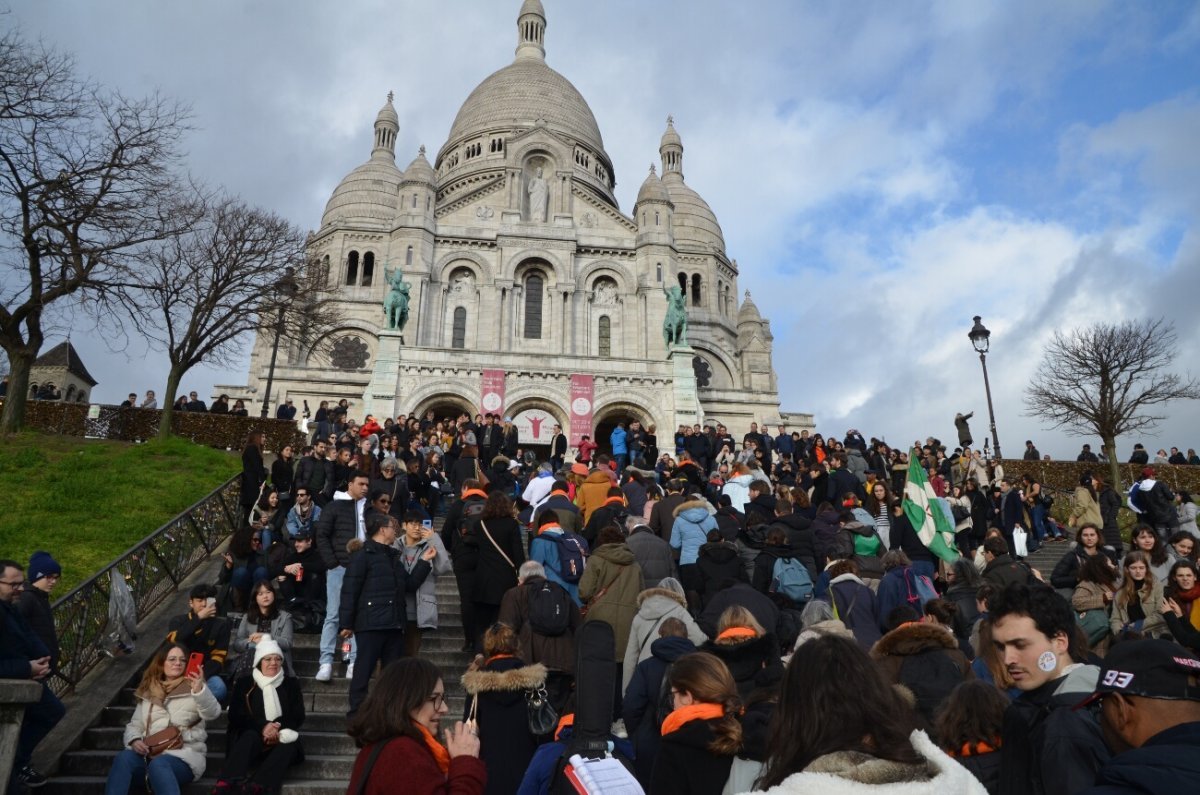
[770,557,814,605]
[549,532,589,583]
[904,568,939,608]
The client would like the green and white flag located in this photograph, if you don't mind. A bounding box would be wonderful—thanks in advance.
[902,449,959,563]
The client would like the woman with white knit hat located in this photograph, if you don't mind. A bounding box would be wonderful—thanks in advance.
[211,635,305,794]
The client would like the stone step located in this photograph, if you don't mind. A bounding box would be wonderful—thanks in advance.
[42,777,347,795]
[60,750,357,779]
[99,706,350,732]
[84,726,360,756]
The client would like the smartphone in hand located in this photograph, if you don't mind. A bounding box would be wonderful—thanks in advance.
[185,652,205,679]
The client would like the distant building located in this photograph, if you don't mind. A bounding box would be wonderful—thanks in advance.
[29,341,97,402]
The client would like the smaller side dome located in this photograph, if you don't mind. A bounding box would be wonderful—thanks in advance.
[738,290,763,324]
[635,164,670,205]
[402,145,436,186]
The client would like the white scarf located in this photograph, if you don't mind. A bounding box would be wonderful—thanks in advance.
[251,668,298,743]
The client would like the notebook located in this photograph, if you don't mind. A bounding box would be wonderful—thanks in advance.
[565,754,645,795]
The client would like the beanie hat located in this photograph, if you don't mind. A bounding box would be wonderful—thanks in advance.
[1142,466,1156,479]
[28,551,61,583]
[253,635,285,669]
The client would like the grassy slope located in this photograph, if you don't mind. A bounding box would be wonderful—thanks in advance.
[0,432,240,594]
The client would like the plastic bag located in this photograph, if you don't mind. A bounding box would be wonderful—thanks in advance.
[1012,527,1029,558]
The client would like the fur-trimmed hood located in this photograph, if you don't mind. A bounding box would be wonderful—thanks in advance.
[870,622,957,659]
[637,587,687,609]
[673,498,713,518]
[461,661,548,694]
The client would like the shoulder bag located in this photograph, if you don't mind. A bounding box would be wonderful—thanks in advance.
[480,521,518,576]
[351,738,395,795]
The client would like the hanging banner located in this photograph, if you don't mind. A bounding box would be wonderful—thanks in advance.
[569,374,594,447]
[514,409,556,445]
[480,369,506,417]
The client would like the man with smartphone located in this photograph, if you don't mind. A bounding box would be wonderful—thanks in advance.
[165,583,231,703]
[314,470,373,682]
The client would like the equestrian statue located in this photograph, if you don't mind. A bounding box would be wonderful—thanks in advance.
[662,284,689,349]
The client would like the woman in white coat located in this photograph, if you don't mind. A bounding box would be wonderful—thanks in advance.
[744,635,986,794]
[622,577,708,692]
[105,643,222,795]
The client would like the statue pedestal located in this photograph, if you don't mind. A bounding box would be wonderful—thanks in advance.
[669,345,703,431]
[362,330,402,420]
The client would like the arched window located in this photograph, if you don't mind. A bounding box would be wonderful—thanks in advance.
[677,272,687,296]
[691,274,702,306]
[361,252,374,286]
[524,273,544,339]
[656,263,662,282]
[320,255,331,286]
[345,251,359,285]
[655,211,660,226]
[452,307,467,349]
[598,315,611,358]
[65,384,76,401]
[405,246,413,266]
[717,279,724,314]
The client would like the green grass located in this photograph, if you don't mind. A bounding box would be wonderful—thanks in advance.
[0,432,240,594]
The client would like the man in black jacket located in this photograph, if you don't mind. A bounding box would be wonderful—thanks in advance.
[441,480,488,652]
[295,441,331,507]
[166,582,231,702]
[17,552,61,673]
[0,559,65,791]
[766,501,817,580]
[1079,639,1200,794]
[648,479,688,543]
[826,453,864,503]
[991,584,1107,795]
[339,513,435,715]
[314,470,371,682]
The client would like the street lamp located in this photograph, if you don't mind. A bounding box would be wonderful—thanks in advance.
[968,315,1002,460]
[260,267,299,419]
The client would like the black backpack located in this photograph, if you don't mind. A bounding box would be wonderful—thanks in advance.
[897,649,963,725]
[528,579,572,637]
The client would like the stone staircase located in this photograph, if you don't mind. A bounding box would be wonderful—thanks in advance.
[43,565,474,794]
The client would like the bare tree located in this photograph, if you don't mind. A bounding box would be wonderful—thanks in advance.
[1024,318,1200,490]
[0,31,196,432]
[124,196,342,439]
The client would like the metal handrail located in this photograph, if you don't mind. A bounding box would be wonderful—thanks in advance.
[47,474,242,695]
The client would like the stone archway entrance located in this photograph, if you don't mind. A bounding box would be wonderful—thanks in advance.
[411,394,477,426]
[506,398,568,464]
[593,402,656,466]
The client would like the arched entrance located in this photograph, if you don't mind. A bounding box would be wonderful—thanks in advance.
[410,394,477,426]
[506,398,568,465]
[593,402,656,466]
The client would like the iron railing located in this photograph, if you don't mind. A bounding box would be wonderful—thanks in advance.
[48,475,242,696]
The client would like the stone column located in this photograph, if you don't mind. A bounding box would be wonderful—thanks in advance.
[362,331,402,420]
[669,344,703,431]
[0,680,44,787]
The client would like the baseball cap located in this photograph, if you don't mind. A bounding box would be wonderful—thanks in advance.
[1076,639,1200,708]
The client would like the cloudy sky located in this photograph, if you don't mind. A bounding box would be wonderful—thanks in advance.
[9,0,1200,458]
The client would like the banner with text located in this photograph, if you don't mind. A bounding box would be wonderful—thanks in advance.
[569,374,594,447]
[480,369,506,417]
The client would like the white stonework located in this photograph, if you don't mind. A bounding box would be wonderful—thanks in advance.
[236,0,812,441]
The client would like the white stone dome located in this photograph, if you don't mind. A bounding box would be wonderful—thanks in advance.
[402,146,436,186]
[440,58,607,162]
[635,166,669,206]
[321,158,402,228]
[663,178,724,249]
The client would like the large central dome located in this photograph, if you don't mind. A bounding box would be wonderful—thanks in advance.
[444,58,605,156]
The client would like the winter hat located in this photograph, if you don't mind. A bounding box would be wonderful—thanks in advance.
[28,551,61,583]
[570,463,588,477]
[1142,467,1156,480]
[253,635,284,669]
[508,459,521,471]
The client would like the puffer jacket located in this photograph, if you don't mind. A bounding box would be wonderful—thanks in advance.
[670,499,718,565]
[338,538,432,633]
[700,631,781,702]
[695,541,746,607]
[579,542,645,661]
[463,659,548,795]
[622,587,709,691]
[811,508,843,566]
[123,682,222,780]
[752,729,988,795]
[625,527,676,587]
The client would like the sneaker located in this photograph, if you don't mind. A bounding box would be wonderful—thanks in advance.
[315,663,332,682]
[346,662,355,679]
[17,766,47,788]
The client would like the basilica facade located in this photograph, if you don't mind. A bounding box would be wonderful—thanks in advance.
[235,0,809,447]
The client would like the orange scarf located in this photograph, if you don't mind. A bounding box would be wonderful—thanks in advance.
[462,489,488,501]
[485,653,515,666]
[538,523,563,535]
[716,626,758,642]
[603,496,626,507]
[415,724,450,775]
[550,490,570,499]
[661,703,725,736]
[555,713,575,740]
[952,738,1001,757]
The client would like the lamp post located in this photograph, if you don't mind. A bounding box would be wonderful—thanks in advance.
[968,315,1002,460]
[260,267,298,419]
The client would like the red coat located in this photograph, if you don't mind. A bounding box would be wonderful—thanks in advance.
[346,735,486,795]
[360,419,383,438]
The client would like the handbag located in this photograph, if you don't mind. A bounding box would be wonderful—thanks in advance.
[525,683,559,736]
[1078,608,1110,646]
[142,726,184,757]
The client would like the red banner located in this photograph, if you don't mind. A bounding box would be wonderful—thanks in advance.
[480,369,506,417]
[569,374,594,447]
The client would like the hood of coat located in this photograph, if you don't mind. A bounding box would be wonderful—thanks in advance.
[461,661,548,695]
[842,520,873,538]
[769,513,809,531]
[870,622,957,659]
[593,542,636,566]
[762,543,792,559]
[727,473,754,487]
[637,587,688,612]
[799,732,942,788]
[676,499,710,523]
[650,635,697,663]
[699,541,740,564]
[584,470,612,485]
[829,572,868,587]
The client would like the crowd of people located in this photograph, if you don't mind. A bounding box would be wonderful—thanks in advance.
[3,405,1200,794]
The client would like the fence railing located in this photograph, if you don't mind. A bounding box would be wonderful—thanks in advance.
[48,475,242,696]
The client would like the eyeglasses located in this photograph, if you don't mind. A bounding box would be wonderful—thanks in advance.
[164,656,188,664]
[427,692,446,709]
[0,579,25,589]
[378,498,391,505]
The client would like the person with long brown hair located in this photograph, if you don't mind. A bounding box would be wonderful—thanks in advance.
[104,643,222,795]
[754,635,987,793]
[1111,551,1166,639]
[934,680,1009,794]
[1072,554,1118,655]
[346,658,483,795]
[469,491,525,645]
[650,651,742,795]
[240,430,268,526]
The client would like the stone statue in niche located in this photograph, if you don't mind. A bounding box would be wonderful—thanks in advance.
[526,166,548,223]
[593,278,617,305]
[382,265,411,334]
[450,269,476,295]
